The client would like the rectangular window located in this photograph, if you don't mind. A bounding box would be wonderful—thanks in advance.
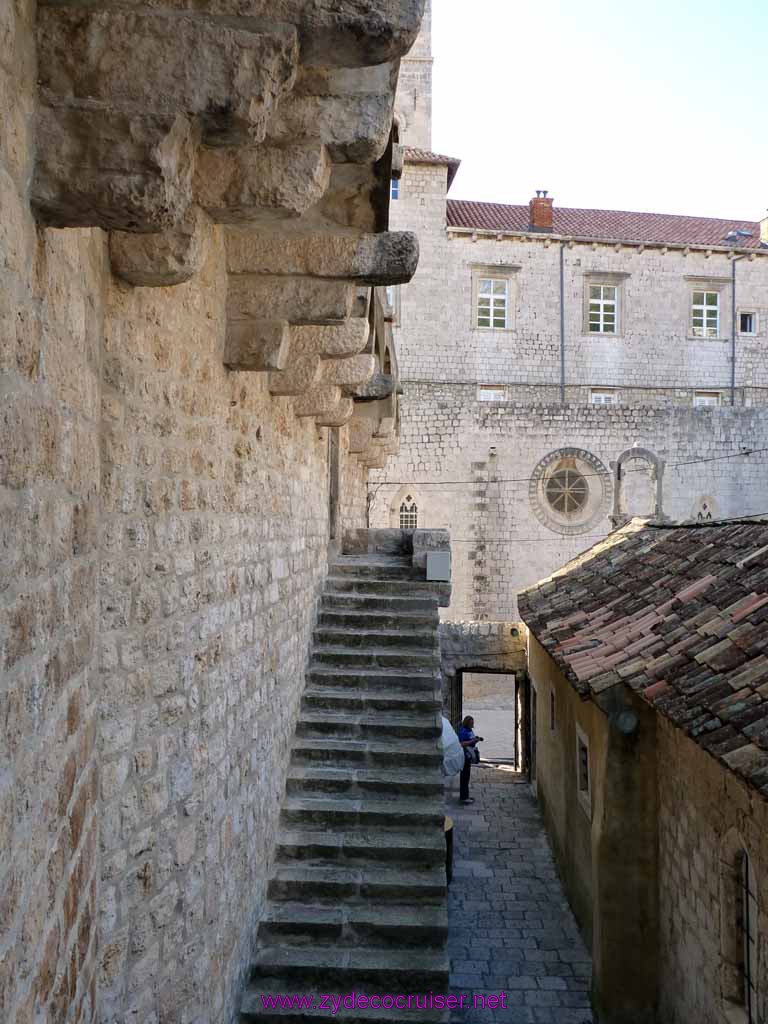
[742,852,758,1023]
[740,311,756,335]
[691,290,720,337]
[576,727,591,817]
[477,385,505,402]
[694,391,720,408]
[390,177,399,200]
[477,278,508,329]
[588,284,618,334]
[590,389,618,406]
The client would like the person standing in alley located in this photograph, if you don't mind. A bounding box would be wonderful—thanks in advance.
[457,715,483,804]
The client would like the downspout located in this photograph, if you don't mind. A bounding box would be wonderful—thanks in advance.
[559,242,566,404]
[731,255,737,406]
[730,254,749,406]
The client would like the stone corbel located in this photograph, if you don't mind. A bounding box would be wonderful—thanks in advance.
[109,207,211,288]
[348,416,375,454]
[223,321,291,372]
[293,385,343,418]
[322,354,376,395]
[316,398,355,428]
[33,5,299,230]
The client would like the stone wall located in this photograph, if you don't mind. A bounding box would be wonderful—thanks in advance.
[1,2,104,1019]
[371,386,768,619]
[1,0,415,1020]
[656,716,768,1024]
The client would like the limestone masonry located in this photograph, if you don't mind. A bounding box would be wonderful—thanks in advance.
[0,2,426,1021]
[373,4,768,619]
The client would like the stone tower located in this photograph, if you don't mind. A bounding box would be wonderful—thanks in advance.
[395,0,433,148]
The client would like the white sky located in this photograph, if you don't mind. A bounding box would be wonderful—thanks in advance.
[431,0,768,221]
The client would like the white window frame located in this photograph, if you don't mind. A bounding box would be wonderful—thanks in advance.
[694,391,721,408]
[739,311,757,336]
[390,177,399,200]
[471,264,519,332]
[575,725,591,819]
[588,284,619,335]
[476,277,508,330]
[477,384,505,402]
[590,389,619,406]
[691,290,720,338]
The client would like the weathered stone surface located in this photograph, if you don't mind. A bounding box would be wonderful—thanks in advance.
[293,384,343,417]
[224,319,291,371]
[109,206,210,287]
[315,396,355,427]
[350,372,396,401]
[348,415,375,454]
[194,140,331,224]
[32,108,197,230]
[225,230,417,285]
[269,352,322,396]
[323,354,376,393]
[37,8,299,146]
[227,276,355,324]
[268,91,394,163]
[292,320,369,359]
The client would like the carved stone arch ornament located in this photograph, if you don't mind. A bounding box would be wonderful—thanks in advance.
[610,444,667,528]
[529,448,612,536]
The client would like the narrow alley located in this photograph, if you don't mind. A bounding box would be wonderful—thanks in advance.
[447,767,593,1024]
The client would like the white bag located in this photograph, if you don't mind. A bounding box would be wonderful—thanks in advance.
[440,716,465,776]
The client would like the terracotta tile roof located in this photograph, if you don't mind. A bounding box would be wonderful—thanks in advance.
[403,147,461,190]
[447,198,765,249]
[518,519,768,797]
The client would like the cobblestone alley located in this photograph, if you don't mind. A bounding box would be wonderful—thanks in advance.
[446,766,594,1024]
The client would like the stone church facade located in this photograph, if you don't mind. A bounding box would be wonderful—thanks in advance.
[372,4,768,620]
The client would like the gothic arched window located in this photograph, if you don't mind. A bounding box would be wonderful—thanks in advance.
[399,496,418,529]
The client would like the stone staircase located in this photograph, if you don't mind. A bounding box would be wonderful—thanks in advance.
[240,548,449,1024]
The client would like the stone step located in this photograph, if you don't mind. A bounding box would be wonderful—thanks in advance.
[322,591,439,613]
[275,827,445,865]
[306,666,441,692]
[241,981,448,1024]
[301,685,441,714]
[317,608,439,631]
[295,709,441,741]
[257,902,448,948]
[325,576,442,597]
[280,794,444,829]
[267,862,447,903]
[286,762,444,798]
[290,736,442,768]
[251,944,449,990]
[312,646,440,669]
[313,626,438,650]
[328,560,425,581]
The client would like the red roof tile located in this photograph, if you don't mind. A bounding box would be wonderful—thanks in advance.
[518,518,768,798]
[446,198,765,249]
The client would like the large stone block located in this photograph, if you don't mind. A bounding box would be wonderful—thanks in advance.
[32,108,197,231]
[292,320,369,359]
[225,230,418,285]
[227,276,354,324]
[109,207,211,287]
[194,140,331,224]
[268,352,322,396]
[268,92,394,164]
[223,320,290,371]
[292,384,342,417]
[323,354,376,393]
[315,397,355,427]
[37,8,299,146]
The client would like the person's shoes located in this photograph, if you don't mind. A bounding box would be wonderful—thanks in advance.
[460,797,475,804]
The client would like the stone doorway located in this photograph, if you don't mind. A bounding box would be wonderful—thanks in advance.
[458,669,520,766]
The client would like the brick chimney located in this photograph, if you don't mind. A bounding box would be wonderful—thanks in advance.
[529,190,554,232]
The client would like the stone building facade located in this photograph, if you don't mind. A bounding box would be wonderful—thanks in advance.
[0,3,425,1022]
[374,5,768,620]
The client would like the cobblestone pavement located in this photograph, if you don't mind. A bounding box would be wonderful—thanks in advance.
[446,765,594,1024]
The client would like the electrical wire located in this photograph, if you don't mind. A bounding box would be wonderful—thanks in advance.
[367,445,768,488]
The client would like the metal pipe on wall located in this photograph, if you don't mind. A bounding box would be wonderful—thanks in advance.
[559,242,566,404]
